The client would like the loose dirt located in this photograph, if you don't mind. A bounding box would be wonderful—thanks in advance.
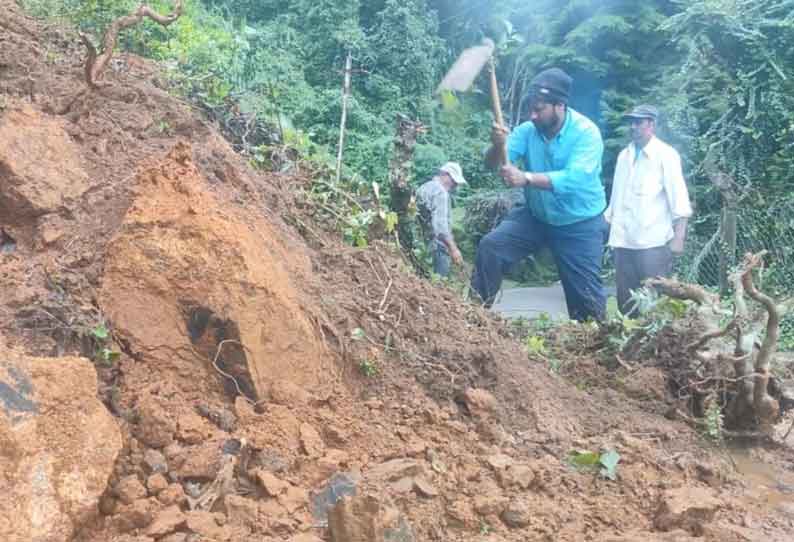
[2,3,794,541]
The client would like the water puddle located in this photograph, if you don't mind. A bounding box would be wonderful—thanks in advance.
[729,447,794,509]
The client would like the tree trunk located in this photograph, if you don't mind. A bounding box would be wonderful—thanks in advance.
[388,114,424,253]
[335,51,353,184]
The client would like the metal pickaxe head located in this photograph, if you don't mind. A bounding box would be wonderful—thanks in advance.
[436,38,495,94]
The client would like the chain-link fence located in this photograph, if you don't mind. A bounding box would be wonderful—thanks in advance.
[675,197,794,350]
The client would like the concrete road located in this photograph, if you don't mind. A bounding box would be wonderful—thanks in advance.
[493,283,616,320]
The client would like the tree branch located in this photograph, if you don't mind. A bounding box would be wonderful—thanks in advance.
[739,251,780,422]
[645,277,719,307]
[80,1,183,88]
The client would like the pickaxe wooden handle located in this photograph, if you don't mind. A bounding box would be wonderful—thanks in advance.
[489,58,509,166]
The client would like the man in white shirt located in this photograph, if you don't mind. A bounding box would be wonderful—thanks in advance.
[605,105,693,316]
[416,162,467,276]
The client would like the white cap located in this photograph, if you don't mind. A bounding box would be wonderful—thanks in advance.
[439,161,467,185]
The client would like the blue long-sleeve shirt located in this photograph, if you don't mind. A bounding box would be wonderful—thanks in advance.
[507,108,606,226]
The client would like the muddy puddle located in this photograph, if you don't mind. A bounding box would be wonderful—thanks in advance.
[730,447,794,510]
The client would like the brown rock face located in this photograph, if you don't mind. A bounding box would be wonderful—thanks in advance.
[0,350,122,542]
[99,143,330,402]
[0,105,90,223]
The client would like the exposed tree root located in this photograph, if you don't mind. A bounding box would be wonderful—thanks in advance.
[79,1,183,89]
[645,251,785,431]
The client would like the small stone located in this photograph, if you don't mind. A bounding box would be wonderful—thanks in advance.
[279,485,308,514]
[145,505,186,538]
[116,475,148,505]
[255,469,289,497]
[463,388,498,418]
[99,494,118,516]
[497,464,536,490]
[654,487,721,535]
[225,494,259,527]
[177,410,214,444]
[366,459,423,482]
[185,511,227,539]
[147,473,169,495]
[158,484,186,506]
[474,494,509,516]
[446,499,477,530]
[300,423,326,458]
[144,449,169,474]
[486,454,513,471]
[413,476,439,498]
[113,498,158,532]
[501,499,531,528]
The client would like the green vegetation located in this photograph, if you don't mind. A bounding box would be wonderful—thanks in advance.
[19,1,794,305]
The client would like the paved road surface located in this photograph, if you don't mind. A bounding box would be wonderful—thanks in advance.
[493,283,616,320]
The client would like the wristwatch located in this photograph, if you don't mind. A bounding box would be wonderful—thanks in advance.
[524,171,534,187]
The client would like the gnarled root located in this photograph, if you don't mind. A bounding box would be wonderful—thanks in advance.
[79,1,183,88]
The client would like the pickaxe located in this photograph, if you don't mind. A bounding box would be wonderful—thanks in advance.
[436,38,508,165]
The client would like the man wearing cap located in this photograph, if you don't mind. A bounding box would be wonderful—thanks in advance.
[473,67,607,321]
[416,162,467,276]
[606,105,693,316]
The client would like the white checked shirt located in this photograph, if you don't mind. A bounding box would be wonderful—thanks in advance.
[605,136,693,249]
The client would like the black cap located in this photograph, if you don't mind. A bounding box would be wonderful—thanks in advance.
[527,68,572,104]
[623,104,659,121]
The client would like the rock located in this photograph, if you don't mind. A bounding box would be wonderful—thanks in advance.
[144,448,169,474]
[178,441,222,480]
[99,144,331,403]
[474,493,509,516]
[135,394,177,449]
[310,472,358,525]
[113,498,159,533]
[146,505,186,538]
[501,499,531,528]
[300,423,325,458]
[290,533,325,542]
[255,469,289,497]
[116,475,148,505]
[497,464,536,490]
[446,499,477,530]
[0,351,122,542]
[177,410,215,444]
[367,459,423,482]
[328,495,384,542]
[384,516,415,542]
[160,534,188,542]
[279,485,308,514]
[0,105,90,221]
[270,380,313,406]
[777,502,794,519]
[486,454,513,471]
[158,484,187,506]
[463,388,498,418]
[413,476,439,498]
[224,494,259,528]
[147,473,169,495]
[185,511,228,540]
[654,487,722,535]
[163,442,185,468]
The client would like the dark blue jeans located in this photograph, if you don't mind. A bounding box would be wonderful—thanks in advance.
[471,206,607,321]
[430,240,451,277]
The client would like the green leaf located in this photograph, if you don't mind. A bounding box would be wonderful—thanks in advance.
[569,450,601,468]
[599,450,621,481]
[439,90,459,111]
[91,325,109,341]
[351,328,366,341]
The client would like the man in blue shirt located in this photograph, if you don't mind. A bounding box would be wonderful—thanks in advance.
[472,68,607,321]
